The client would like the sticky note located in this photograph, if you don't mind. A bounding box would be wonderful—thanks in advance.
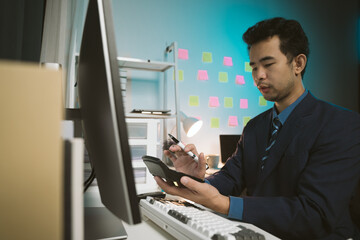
[245,62,252,72]
[259,96,267,106]
[223,57,233,66]
[228,116,238,127]
[189,96,199,106]
[211,118,220,128]
[243,116,251,127]
[224,97,233,108]
[178,49,188,60]
[235,75,245,85]
[209,97,220,107]
[197,70,208,81]
[219,72,228,83]
[173,70,184,81]
[202,52,212,63]
[240,99,248,109]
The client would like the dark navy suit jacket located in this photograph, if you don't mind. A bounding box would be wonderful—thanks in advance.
[207,93,360,239]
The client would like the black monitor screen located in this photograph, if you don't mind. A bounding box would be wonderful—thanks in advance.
[77,0,141,225]
[219,134,241,163]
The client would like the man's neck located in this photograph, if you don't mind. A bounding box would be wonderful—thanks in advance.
[275,84,305,113]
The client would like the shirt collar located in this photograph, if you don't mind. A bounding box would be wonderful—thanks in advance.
[272,89,308,125]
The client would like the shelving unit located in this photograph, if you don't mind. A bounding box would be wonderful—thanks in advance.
[119,42,180,192]
[118,42,181,139]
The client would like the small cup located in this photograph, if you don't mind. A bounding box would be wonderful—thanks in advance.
[206,154,220,169]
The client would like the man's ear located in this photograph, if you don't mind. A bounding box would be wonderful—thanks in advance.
[293,54,307,76]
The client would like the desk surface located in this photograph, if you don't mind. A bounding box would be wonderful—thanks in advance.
[123,218,176,240]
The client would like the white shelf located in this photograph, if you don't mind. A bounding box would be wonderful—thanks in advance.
[125,113,176,119]
[117,57,175,72]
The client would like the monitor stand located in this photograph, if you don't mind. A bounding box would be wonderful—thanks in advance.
[84,186,127,239]
[85,207,127,240]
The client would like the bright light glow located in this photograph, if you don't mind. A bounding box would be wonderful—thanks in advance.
[180,111,203,138]
[185,119,203,137]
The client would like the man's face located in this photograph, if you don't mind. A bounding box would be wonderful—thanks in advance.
[249,35,299,104]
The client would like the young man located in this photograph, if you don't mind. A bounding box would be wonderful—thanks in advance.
[155,17,360,239]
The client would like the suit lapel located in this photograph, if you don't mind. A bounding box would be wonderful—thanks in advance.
[255,110,272,165]
[255,92,317,186]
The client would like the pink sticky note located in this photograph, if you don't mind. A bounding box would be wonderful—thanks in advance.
[209,97,220,107]
[223,57,233,66]
[240,99,248,109]
[228,116,238,127]
[178,48,189,60]
[197,70,209,80]
[235,75,245,85]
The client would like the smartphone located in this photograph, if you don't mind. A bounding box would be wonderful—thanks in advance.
[142,155,204,187]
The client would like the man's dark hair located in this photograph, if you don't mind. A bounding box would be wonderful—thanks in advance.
[243,17,310,78]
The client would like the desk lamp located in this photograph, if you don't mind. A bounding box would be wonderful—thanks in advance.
[180,111,203,137]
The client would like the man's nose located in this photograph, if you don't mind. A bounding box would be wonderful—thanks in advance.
[253,67,266,81]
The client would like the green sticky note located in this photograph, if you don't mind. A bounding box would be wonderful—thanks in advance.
[173,70,184,81]
[210,118,220,128]
[178,70,184,81]
[219,72,228,83]
[245,62,252,72]
[189,96,199,106]
[202,52,212,63]
[243,116,251,127]
[224,97,233,108]
[259,96,267,106]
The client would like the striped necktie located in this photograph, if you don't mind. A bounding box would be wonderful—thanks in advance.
[261,117,282,170]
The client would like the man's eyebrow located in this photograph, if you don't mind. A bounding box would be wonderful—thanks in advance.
[260,56,275,62]
[249,56,275,66]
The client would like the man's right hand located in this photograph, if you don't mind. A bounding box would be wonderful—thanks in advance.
[164,143,207,180]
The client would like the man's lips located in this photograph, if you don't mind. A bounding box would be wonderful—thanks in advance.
[258,84,271,93]
[258,84,270,90]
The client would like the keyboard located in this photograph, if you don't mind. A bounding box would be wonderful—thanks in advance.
[139,197,280,240]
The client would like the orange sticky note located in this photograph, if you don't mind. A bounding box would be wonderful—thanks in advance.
[240,99,248,109]
[223,57,233,66]
[198,70,209,80]
[228,116,238,127]
[178,48,189,60]
[235,75,245,85]
[209,96,220,107]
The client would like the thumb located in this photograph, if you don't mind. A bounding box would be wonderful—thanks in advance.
[180,176,204,192]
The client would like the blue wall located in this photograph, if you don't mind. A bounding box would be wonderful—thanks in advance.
[108,0,359,156]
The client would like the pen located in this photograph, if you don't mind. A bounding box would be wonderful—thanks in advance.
[168,134,199,162]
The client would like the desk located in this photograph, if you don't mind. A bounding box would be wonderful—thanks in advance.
[123,218,176,239]
[84,186,175,239]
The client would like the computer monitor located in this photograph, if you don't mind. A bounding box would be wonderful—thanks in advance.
[77,0,141,229]
[219,134,241,163]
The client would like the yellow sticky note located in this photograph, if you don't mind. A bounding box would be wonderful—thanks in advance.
[224,97,233,108]
[245,62,252,72]
[219,72,228,83]
[173,70,184,81]
[211,118,220,128]
[189,96,199,106]
[259,96,267,106]
[243,116,251,127]
[202,52,212,63]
